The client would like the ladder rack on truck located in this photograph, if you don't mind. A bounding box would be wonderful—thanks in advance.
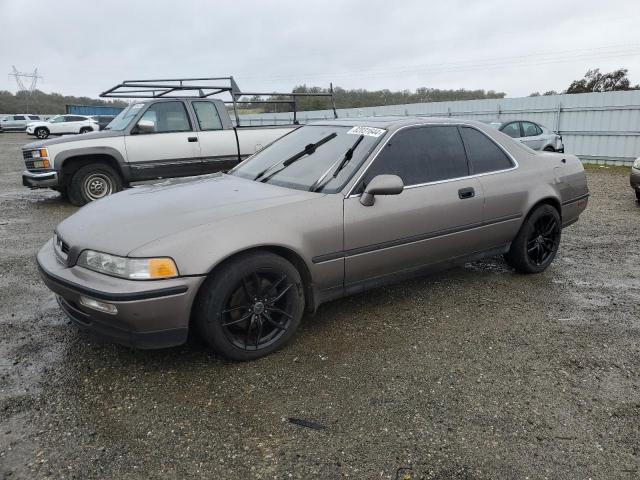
[100,76,338,126]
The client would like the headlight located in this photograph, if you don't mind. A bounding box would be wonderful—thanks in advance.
[32,148,48,158]
[633,158,640,170]
[77,250,178,280]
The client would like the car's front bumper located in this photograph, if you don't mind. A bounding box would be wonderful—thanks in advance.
[630,167,640,191]
[37,239,205,349]
[22,170,59,188]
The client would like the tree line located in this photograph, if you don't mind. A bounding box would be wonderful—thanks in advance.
[238,86,507,113]
[529,68,638,97]
[0,89,126,115]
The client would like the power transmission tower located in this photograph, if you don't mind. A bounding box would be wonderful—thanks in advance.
[9,66,43,113]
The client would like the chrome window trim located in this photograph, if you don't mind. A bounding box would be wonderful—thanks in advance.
[344,122,519,198]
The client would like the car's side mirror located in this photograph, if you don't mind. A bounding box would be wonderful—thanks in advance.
[360,174,404,206]
[135,119,155,134]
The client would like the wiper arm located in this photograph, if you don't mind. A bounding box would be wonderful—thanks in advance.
[310,135,364,192]
[253,132,337,182]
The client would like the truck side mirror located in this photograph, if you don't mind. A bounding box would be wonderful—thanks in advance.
[360,174,404,206]
[135,119,155,134]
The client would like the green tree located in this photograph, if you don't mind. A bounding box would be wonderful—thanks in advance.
[240,84,507,113]
[0,89,127,114]
[565,68,638,94]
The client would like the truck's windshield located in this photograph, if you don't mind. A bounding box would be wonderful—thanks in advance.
[230,125,386,193]
[105,103,146,131]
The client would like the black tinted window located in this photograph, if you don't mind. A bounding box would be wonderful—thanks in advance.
[362,126,468,187]
[501,122,520,138]
[139,102,191,133]
[14,115,25,120]
[28,115,39,120]
[460,127,513,174]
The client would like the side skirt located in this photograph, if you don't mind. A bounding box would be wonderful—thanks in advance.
[313,244,510,308]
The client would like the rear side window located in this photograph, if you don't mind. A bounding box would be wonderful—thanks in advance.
[140,102,191,133]
[501,122,520,138]
[192,101,223,130]
[460,127,514,174]
[28,115,39,120]
[522,121,542,137]
[363,126,468,187]
[14,115,25,120]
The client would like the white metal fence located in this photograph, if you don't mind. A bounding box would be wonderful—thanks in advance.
[239,90,640,165]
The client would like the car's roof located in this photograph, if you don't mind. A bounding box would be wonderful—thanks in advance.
[308,116,492,131]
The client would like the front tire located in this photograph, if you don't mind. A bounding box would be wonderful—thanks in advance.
[505,204,561,274]
[79,127,92,134]
[35,127,49,139]
[194,252,305,361]
[67,163,123,206]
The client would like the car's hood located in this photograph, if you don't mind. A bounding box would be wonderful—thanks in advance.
[56,173,321,257]
[22,129,124,149]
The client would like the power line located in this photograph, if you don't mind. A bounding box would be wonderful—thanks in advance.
[236,43,640,85]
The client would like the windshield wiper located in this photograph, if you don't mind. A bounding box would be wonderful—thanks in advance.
[253,132,337,182]
[310,135,364,192]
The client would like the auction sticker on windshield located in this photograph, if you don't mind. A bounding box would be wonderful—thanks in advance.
[346,126,386,137]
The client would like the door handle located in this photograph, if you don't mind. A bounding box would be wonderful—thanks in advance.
[458,187,475,199]
[188,136,198,142]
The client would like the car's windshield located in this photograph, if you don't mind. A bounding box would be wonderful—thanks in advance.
[105,103,146,131]
[230,125,386,193]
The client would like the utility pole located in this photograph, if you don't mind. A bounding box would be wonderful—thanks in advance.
[8,66,42,113]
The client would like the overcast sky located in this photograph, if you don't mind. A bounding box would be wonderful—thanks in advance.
[1,0,639,99]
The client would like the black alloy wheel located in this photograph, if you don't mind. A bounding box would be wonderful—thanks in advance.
[526,214,560,266]
[195,251,305,361]
[221,271,297,351]
[505,204,561,274]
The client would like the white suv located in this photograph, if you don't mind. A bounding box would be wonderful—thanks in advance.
[0,114,42,131]
[26,114,99,139]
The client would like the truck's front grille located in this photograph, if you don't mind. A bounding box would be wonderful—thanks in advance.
[23,150,37,170]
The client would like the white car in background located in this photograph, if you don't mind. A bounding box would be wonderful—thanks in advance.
[0,114,42,132]
[482,120,564,152]
[26,114,99,139]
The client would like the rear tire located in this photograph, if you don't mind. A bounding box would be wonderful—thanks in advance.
[67,163,123,206]
[504,204,561,274]
[35,127,49,139]
[543,146,555,152]
[194,252,305,361]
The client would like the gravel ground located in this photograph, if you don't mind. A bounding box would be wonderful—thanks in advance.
[0,131,638,479]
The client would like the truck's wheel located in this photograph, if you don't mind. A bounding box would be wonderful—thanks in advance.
[35,127,49,139]
[194,251,305,361]
[67,163,123,206]
[79,127,92,134]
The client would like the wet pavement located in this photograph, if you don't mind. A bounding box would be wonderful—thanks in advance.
[0,132,638,479]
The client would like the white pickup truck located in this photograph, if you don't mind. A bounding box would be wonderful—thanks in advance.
[21,97,297,205]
